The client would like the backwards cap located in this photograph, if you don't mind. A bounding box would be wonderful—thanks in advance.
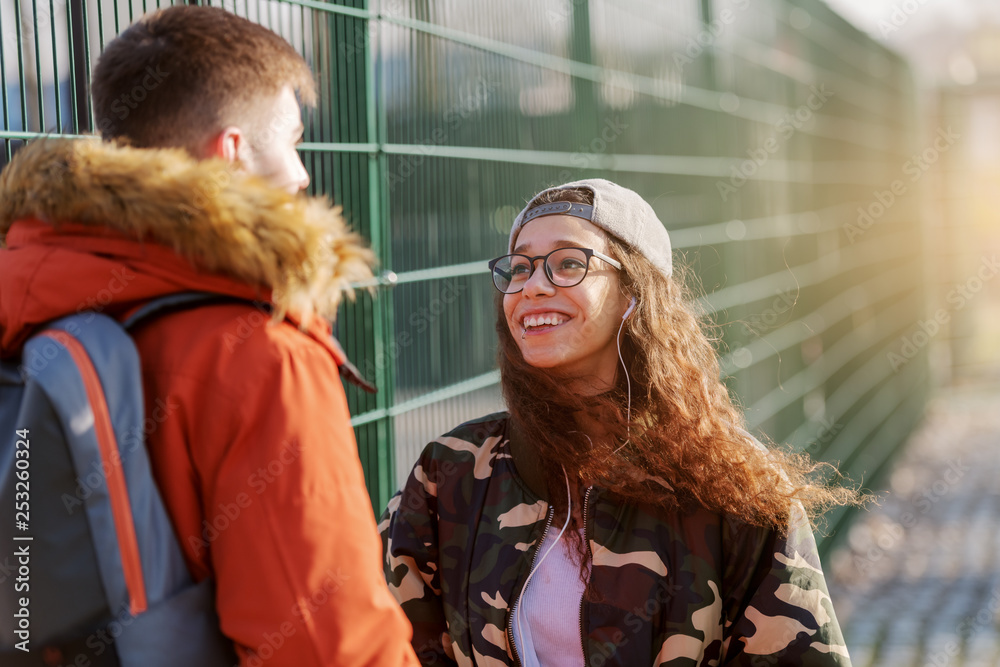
[509,178,672,278]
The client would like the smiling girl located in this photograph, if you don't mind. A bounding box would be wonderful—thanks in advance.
[380,179,856,667]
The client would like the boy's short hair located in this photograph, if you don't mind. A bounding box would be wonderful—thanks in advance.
[91,5,316,153]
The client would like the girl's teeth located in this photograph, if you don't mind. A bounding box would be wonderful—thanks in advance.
[525,315,564,328]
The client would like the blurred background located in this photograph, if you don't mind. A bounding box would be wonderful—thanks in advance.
[2,0,998,663]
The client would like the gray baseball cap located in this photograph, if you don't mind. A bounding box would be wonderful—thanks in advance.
[509,179,672,278]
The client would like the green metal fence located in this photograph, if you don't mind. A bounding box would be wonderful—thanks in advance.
[1,0,930,553]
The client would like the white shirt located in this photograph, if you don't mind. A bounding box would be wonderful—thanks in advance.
[511,528,590,667]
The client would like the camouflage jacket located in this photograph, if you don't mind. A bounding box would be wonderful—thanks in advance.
[380,413,852,666]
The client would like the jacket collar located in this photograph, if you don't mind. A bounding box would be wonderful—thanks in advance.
[0,137,374,325]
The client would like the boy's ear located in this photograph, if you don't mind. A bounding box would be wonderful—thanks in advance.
[206,126,247,164]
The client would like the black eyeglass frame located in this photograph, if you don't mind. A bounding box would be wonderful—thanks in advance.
[487,247,623,294]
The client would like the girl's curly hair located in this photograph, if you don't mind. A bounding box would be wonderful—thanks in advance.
[498,187,859,531]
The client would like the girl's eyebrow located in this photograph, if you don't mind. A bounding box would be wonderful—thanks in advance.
[512,239,581,254]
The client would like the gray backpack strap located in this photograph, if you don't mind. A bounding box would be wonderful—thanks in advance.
[122,292,267,330]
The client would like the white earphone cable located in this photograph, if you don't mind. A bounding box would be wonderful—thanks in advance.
[612,308,632,455]
[515,467,572,650]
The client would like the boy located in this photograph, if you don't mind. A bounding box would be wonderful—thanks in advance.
[0,6,416,666]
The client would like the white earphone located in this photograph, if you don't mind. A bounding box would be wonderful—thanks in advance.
[622,296,636,320]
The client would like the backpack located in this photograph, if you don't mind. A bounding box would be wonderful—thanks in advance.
[0,292,243,667]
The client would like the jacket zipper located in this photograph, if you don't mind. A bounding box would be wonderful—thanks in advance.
[507,505,555,667]
[579,486,593,665]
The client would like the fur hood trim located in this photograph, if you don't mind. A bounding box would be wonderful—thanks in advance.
[0,138,374,323]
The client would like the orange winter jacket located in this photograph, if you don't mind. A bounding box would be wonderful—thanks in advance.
[0,139,417,667]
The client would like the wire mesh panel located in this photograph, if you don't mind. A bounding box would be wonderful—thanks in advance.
[0,0,397,511]
[372,0,927,551]
[0,0,930,548]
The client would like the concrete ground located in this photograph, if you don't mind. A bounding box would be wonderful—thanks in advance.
[826,381,1000,667]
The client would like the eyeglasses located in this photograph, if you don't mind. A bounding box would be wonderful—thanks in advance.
[488,247,622,294]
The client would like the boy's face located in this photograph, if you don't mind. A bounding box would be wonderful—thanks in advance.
[240,85,310,194]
